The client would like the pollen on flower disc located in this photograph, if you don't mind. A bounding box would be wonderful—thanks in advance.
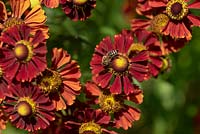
[14,44,29,61]
[79,121,102,134]
[16,101,33,117]
[166,0,188,20]
[3,17,24,30]
[111,55,129,73]
[73,0,88,5]
[151,14,169,33]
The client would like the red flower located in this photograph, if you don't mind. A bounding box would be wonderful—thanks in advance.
[65,108,117,134]
[131,13,169,34]
[131,30,165,77]
[3,83,55,132]
[85,81,143,130]
[148,0,200,40]
[60,0,96,21]
[0,0,48,38]
[37,48,81,111]
[40,100,92,134]
[131,18,188,54]
[161,35,188,54]
[90,31,149,95]
[0,24,47,82]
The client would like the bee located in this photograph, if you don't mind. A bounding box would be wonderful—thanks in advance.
[102,50,118,66]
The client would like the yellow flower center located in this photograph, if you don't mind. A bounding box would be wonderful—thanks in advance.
[111,55,129,73]
[73,0,88,5]
[17,97,36,117]
[166,0,188,20]
[99,93,121,113]
[3,17,24,31]
[14,40,33,63]
[151,14,169,34]
[38,69,62,94]
[79,121,102,134]
[128,43,146,54]
[0,67,3,77]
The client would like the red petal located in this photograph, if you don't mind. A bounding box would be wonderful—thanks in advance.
[4,61,20,80]
[32,30,45,45]
[97,36,113,54]
[128,107,141,121]
[150,56,163,68]
[135,29,151,42]
[95,110,110,124]
[149,0,166,7]
[129,66,148,82]
[110,76,122,94]
[123,76,134,95]
[131,63,148,73]
[27,61,39,80]
[114,34,133,53]
[51,48,71,69]
[163,21,192,40]
[187,14,200,27]
[20,25,31,40]
[16,64,28,81]
[131,51,149,62]
[85,82,101,96]
[188,1,200,9]
[149,63,160,77]
[95,72,112,88]
[131,19,151,32]
[0,1,7,21]
[31,55,47,72]
[115,114,130,130]
[128,88,144,104]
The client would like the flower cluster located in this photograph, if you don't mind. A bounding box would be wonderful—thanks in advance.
[0,0,199,133]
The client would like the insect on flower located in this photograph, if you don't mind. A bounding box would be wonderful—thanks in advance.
[102,50,118,66]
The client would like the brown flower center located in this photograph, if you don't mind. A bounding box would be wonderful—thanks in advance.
[171,2,182,15]
[16,97,36,117]
[166,0,188,20]
[79,121,102,134]
[73,0,88,5]
[14,40,33,62]
[99,93,121,113]
[3,17,24,30]
[38,69,62,94]
[151,14,169,34]
[14,44,29,60]
[111,55,129,73]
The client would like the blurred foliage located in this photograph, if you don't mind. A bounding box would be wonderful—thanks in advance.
[2,0,200,134]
